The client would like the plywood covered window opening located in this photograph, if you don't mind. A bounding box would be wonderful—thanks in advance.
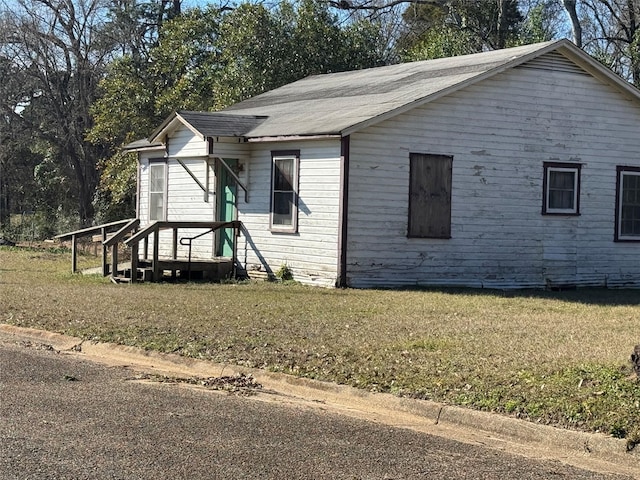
[408,153,452,238]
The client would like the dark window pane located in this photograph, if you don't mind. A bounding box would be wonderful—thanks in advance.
[274,159,293,191]
[273,192,293,225]
[620,173,640,236]
[548,170,575,210]
[550,171,574,189]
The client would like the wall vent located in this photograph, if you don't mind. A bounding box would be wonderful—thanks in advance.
[517,52,588,75]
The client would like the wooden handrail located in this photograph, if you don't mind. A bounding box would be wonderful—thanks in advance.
[55,218,136,240]
[124,221,160,246]
[55,218,137,274]
[103,218,140,247]
[123,220,240,246]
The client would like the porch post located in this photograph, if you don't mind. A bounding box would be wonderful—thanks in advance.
[172,227,178,280]
[152,230,160,281]
[130,241,139,283]
[111,244,118,278]
[71,234,77,273]
[232,222,238,279]
[101,227,108,276]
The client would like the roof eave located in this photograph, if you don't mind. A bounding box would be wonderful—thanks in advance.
[245,133,342,142]
[122,140,166,152]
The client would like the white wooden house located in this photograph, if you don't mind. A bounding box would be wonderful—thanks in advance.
[126,39,640,289]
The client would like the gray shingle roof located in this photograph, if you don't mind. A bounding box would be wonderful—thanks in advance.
[137,38,638,148]
[222,40,563,138]
[176,111,267,137]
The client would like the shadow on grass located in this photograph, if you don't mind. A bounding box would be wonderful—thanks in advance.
[393,286,640,307]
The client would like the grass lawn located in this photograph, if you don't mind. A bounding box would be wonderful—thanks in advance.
[2,245,640,443]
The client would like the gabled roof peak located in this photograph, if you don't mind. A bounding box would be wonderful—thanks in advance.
[134,39,640,148]
[220,39,640,138]
[148,111,268,144]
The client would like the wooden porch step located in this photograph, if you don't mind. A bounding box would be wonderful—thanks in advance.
[110,267,153,284]
[110,276,131,284]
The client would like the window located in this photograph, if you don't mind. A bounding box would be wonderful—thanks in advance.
[408,153,452,238]
[615,166,640,241]
[270,151,299,232]
[148,161,167,221]
[542,163,580,215]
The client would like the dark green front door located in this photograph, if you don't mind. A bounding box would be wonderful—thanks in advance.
[217,159,237,257]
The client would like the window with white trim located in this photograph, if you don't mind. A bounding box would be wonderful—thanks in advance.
[270,151,299,232]
[149,161,167,221]
[542,163,580,215]
[616,166,640,241]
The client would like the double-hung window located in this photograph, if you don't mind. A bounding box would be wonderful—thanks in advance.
[542,162,580,215]
[270,151,299,232]
[615,166,640,241]
[148,160,167,221]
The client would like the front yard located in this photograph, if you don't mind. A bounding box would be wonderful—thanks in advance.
[2,245,640,444]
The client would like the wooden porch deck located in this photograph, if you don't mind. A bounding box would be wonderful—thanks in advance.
[114,257,234,283]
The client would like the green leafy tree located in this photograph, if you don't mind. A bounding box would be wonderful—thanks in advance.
[214,0,385,107]
[400,0,524,61]
[89,6,224,221]
[91,0,387,219]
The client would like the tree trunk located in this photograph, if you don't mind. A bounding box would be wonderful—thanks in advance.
[563,0,582,48]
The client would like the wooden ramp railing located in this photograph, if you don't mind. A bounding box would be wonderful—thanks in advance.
[56,219,241,283]
[123,221,241,283]
[55,219,137,274]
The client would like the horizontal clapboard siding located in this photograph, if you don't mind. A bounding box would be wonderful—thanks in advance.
[346,61,640,288]
[168,125,206,158]
[140,131,216,259]
[165,158,215,259]
[139,132,342,284]
[237,140,341,286]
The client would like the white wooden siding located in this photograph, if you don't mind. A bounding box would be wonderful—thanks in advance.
[346,57,640,288]
[237,140,341,286]
[138,135,342,285]
[139,128,216,259]
[168,124,206,158]
[164,157,216,259]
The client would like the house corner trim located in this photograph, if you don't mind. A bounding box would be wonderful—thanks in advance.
[337,135,350,288]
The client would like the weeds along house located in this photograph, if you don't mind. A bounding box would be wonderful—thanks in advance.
[125,39,640,289]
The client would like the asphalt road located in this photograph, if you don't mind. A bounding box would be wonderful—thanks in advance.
[0,336,634,480]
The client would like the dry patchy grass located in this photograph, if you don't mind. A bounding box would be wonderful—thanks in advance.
[2,246,640,441]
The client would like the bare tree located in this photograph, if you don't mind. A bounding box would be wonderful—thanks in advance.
[559,0,640,84]
[0,0,111,226]
[563,0,582,46]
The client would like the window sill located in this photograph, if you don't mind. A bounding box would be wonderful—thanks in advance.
[270,227,298,234]
[542,212,580,216]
